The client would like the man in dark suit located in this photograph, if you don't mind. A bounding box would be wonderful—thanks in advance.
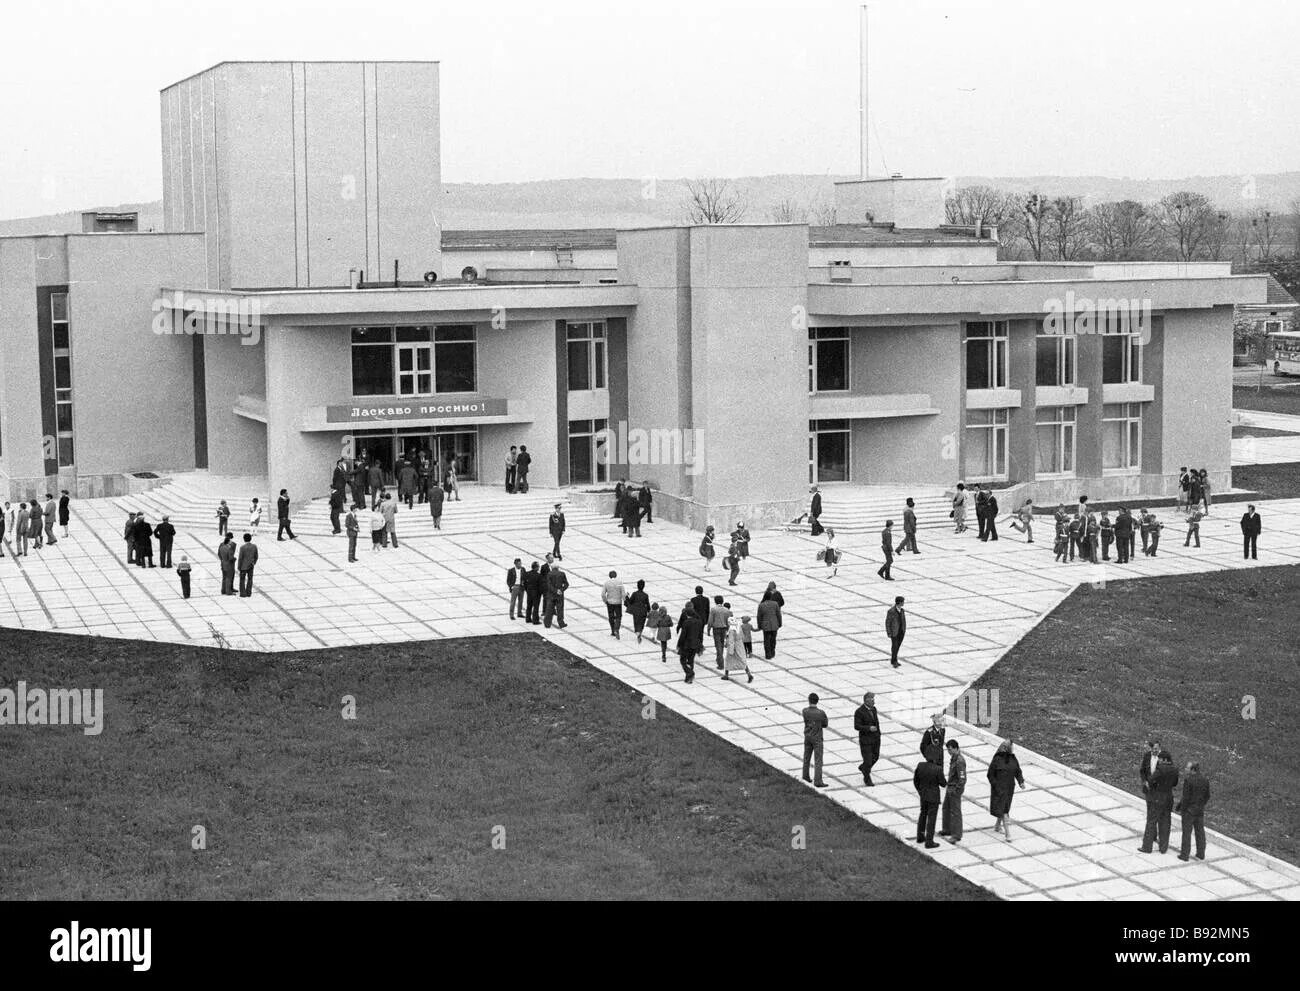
[854,692,881,786]
[1240,505,1261,560]
[756,596,782,659]
[544,562,569,629]
[985,491,999,540]
[237,533,259,597]
[515,445,531,492]
[809,486,823,536]
[276,489,296,541]
[1138,750,1180,854]
[428,482,444,529]
[507,558,525,620]
[1176,761,1211,861]
[690,586,711,626]
[920,712,946,764]
[801,693,829,788]
[154,516,177,568]
[913,752,947,848]
[675,604,704,683]
[217,533,237,595]
[1139,737,1161,794]
[1114,508,1133,564]
[548,503,566,560]
[522,561,543,624]
[897,497,920,554]
[638,484,653,524]
[877,521,895,580]
[885,596,906,667]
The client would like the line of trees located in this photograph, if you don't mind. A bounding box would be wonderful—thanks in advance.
[945,185,1300,268]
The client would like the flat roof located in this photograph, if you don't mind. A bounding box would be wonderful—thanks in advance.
[443,224,996,252]
[162,59,439,90]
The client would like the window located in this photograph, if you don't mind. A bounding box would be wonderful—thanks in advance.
[1102,330,1142,384]
[1035,407,1076,476]
[808,328,850,392]
[965,408,1008,479]
[1102,403,1142,472]
[50,291,74,467]
[351,325,477,396]
[965,320,1008,389]
[566,321,607,392]
[1036,332,1076,387]
[809,418,851,483]
[568,418,609,485]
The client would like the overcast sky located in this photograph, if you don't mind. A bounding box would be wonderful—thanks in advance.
[0,0,1296,219]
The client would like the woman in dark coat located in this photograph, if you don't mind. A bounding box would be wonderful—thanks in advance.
[621,493,642,537]
[58,489,71,537]
[987,740,1026,840]
[626,579,651,642]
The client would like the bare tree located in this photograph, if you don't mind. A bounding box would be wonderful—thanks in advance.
[945,184,1017,237]
[769,197,809,223]
[1203,211,1232,262]
[810,196,838,226]
[1251,208,1280,262]
[1290,197,1300,256]
[1048,196,1089,260]
[682,178,747,224]
[1157,191,1216,261]
[1017,192,1053,261]
[1233,213,1254,268]
[1087,200,1161,260]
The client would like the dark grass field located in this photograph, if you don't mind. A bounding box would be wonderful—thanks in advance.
[0,629,992,900]
[1233,384,1300,416]
[1232,425,1300,439]
[971,566,1300,866]
[1232,462,1300,500]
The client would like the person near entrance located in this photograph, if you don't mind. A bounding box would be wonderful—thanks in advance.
[429,483,445,530]
[381,494,399,548]
[549,503,566,559]
[344,505,359,563]
[506,446,518,493]
[398,459,419,509]
[276,489,296,541]
[515,445,531,492]
[366,460,384,509]
[329,487,344,534]
[443,456,461,501]
[808,485,823,536]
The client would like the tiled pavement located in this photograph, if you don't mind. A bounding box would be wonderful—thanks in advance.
[1,475,1298,901]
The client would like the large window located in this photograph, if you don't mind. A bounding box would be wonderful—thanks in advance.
[1102,403,1142,472]
[51,291,73,466]
[808,328,850,393]
[567,321,607,391]
[1102,330,1142,384]
[965,320,1009,390]
[1036,332,1076,387]
[965,408,1008,479]
[351,325,477,397]
[568,418,609,485]
[1035,407,1076,476]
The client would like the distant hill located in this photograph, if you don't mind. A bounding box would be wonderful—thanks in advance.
[4,172,1298,235]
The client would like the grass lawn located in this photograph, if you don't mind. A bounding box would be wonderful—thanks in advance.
[0,629,992,900]
[971,566,1299,866]
[1233,384,1300,416]
[1232,462,1300,500]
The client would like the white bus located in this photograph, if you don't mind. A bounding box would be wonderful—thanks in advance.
[1268,329,1300,376]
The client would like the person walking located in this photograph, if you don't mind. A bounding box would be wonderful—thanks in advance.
[155,516,176,568]
[724,536,742,586]
[548,503,566,560]
[40,493,58,545]
[808,485,824,536]
[1176,761,1211,862]
[913,751,947,848]
[1146,511,1164,557]
[366,504,384,551]
[544,561,569,629]
[897,498,920,554]
[507,558,526,620]
[217,533,237,595]
[328,487,344,535]
[639,485,654,525]
[602,571,625,638]
[275,489,297,541]
[15,503,30,557]
[854,692,881,786]
[940,739,966,843]
[1184,507,1204,548]
[344,505,359,563]
[366,460,384,509]
[429,482,445,530]
[756,593,782,660]
[1240,504,1261,559]
[818,527,839,578]
[216,500,230,537]
[699,525,717,570]
[444,458,460,502]
[626,579,651,642]
[398,459,418,510]
[877,522,894,580]
[801,693,829,788]
[988,740,1025,840]
[1139,750,1180,855]
[675,602,704,683]
[885,596,906,667]
[350,457,368,510]
[522,561,543,624]
[646,602,672,660]
[381,493,399,548]
[740,615,755,660]
[177,554,192,599]
[29,499,44,550]
[57,490,70,538]
[974,485,990,540]
[622,490,642,538]
[707,595,731,669]
[236,533,258,596]
[720,616,753,683]
[1009,498,1034,542]
[951,483,968,534]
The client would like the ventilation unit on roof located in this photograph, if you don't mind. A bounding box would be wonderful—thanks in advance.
[829,259,853,283]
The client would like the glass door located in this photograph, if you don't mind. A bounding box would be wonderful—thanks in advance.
[435,429,478,482]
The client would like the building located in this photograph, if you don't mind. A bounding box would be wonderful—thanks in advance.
[1233,274,1298,365]
[0,60,1272,525]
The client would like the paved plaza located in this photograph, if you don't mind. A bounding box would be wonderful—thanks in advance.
[1,473,1298,901]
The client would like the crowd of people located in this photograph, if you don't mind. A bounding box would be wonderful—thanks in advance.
[0,491,70,557]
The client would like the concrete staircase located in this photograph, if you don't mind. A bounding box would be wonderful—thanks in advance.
[109,473,606,538]
[781,484,955,535]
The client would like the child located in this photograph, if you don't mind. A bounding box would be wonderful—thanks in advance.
[740,616,755,658]
[651,603,673,662]
[177,554,192,599]
[1009,499,1034,542]
[1146,513,1164,556]
[1053,521,1070,563]
[1185,508,1204,548]
[248,498,262,535]
[1100,512,1114,561]
[216,500,230,536]
[699,526,716,570]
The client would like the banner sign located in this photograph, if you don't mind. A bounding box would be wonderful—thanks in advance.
[326,398,508,423]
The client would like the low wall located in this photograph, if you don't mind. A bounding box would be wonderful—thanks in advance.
[958,470,1234,513]
[566,489,802,533]
[2,471,172,503]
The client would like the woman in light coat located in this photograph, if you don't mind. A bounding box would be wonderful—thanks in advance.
[951,483,969,534]
[720,617,753,683]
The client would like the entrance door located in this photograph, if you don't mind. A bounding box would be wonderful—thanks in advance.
[809,419,850,483]
[356,433,396,486]
[436,429,477,482]
[396,344,433,397]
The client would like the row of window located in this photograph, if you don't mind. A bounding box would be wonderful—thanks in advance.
[51,292,74,467]
[808,323,1145,395]
[965,403,1143,481]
